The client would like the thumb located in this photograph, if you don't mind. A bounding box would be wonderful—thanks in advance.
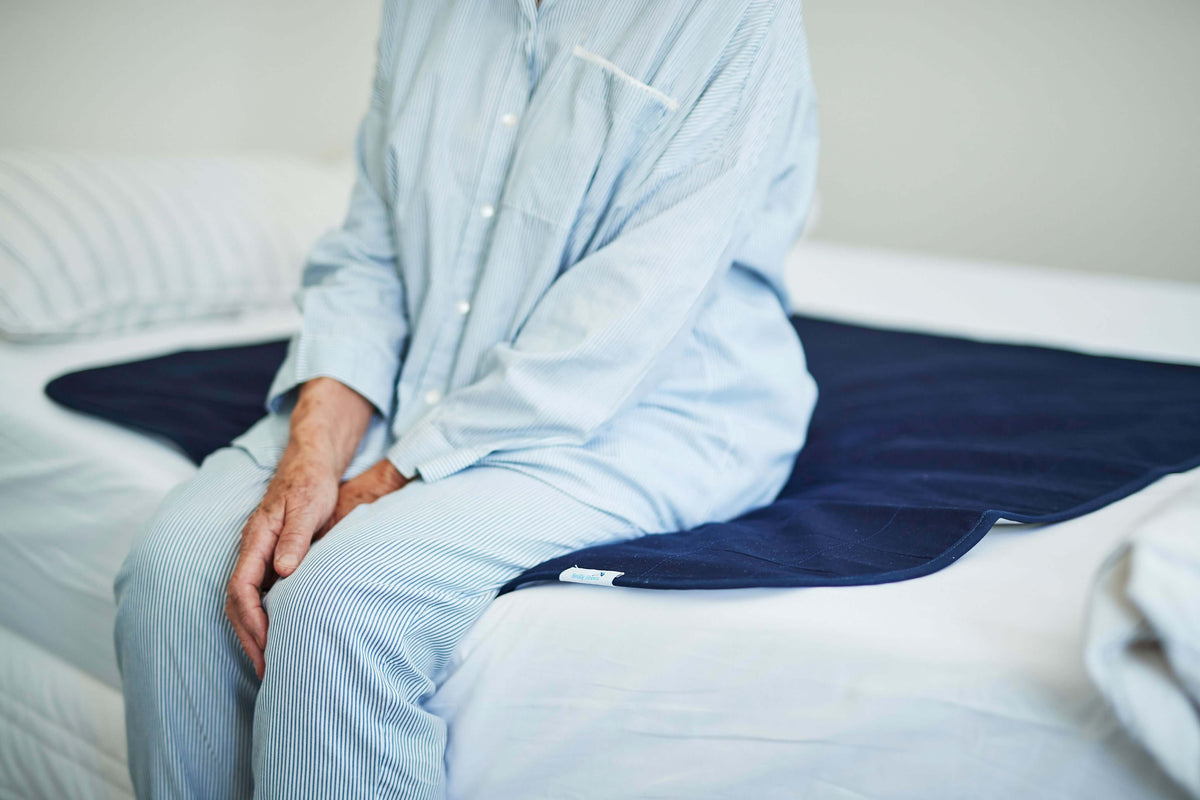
[273,505,323,577]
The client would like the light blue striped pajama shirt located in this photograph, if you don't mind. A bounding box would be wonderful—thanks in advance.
[114,0,819,796]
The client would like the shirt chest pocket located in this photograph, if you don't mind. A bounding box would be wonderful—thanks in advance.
[501,44,677,229]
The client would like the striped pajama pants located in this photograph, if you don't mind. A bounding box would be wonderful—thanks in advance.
[113,442,642,799]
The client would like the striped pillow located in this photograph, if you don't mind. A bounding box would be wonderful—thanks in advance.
[0,150,352,340]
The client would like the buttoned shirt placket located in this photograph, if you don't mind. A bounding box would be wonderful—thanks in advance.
[403,9,543,418]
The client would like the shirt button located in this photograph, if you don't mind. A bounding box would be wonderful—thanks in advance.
[479,203,495,219]
[424,389,442,405]
[500,112,518,128]
[455,299,470,315]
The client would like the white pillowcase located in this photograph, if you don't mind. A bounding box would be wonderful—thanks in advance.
[0,150,352,341]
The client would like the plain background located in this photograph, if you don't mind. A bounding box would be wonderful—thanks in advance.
[1,0,1196,283]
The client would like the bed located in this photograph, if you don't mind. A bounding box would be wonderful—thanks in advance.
[2,239,1197,799]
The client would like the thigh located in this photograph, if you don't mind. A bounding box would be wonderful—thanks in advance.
[257,464,642,704]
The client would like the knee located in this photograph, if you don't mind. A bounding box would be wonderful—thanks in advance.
[114,497,235,636]
[261,543,484,699]
[263,533,471,647]
[261,548,376,644]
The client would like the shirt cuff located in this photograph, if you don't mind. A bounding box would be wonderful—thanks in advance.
[265,332,399,419]
[386,417,491,482]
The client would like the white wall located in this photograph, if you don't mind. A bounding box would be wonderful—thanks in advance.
[1,0,1196,282]
[0,0,379,159]
[803,0,1200,283]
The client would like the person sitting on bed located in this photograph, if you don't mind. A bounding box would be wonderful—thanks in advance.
[113,0,819,796]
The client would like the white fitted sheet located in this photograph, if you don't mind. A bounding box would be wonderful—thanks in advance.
[2,241,1199,798]
[0,627,131,800]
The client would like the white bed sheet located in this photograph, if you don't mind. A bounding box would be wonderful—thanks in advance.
[2,241,1199,799]
[0,627,131,800]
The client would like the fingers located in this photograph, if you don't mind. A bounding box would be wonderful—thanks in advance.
[224,456,406,677]
[312,459,411,542]
[223,452,341,678]
[225,507,280,679]
[226,587,266,680]
[234,513,274,642]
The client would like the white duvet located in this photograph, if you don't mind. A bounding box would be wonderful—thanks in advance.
[1086,481,1200,798]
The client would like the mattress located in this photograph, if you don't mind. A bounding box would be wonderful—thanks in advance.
[2,241,1199,799]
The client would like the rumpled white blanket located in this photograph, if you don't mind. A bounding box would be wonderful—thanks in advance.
[1085,482,1200,798]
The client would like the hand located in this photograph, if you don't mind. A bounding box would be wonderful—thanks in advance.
[224,377,374,679]
[315,458,411,539]
[225,443,340,679]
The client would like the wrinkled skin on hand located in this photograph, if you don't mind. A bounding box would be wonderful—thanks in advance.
[225,443,341,680]
[223,378,410,679]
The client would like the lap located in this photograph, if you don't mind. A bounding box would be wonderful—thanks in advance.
[270,463,639,600]
[132,439,640,602]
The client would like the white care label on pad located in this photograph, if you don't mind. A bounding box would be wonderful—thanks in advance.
[558,566,624,587]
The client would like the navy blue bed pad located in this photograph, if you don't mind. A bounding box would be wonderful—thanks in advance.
[45,316,1200,594]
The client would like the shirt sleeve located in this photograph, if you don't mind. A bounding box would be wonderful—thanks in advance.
[264,18,408,419]
[387,2,816,482]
